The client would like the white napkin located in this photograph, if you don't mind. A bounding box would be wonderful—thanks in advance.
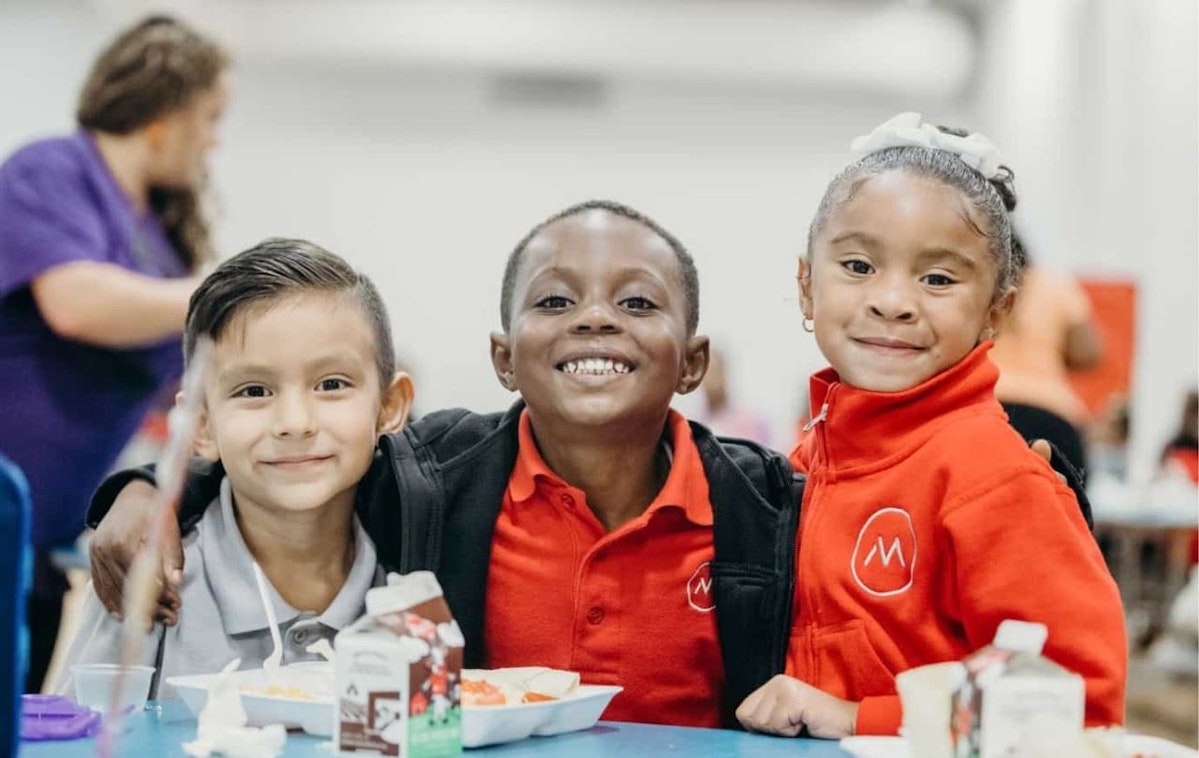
[182,659,287,758]
[305,639,335,662]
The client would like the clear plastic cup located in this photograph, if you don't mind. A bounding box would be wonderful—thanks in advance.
[70,663,155,713]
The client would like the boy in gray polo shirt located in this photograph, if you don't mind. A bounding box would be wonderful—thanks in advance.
[59,238,414,698]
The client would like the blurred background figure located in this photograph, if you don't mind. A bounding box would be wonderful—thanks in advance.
[1089,393,1133,485]
[991,233,1103,478]
[1157,388,1199,591]
[1138,389,1199,718]
[1160,390,1199,486]
[0,16,228,693]
[696,347,771,446]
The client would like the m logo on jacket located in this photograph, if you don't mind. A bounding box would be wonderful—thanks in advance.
[850,507,916,597]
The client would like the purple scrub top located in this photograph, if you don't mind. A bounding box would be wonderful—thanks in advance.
[0,131,188,549]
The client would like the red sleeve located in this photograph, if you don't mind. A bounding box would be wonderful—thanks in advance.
[856,694,902,735]
[941,465,1127,726]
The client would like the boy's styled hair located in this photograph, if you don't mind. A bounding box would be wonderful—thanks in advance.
[184,238,395,388]
[499,200,701,336]
[807,126,1021,300]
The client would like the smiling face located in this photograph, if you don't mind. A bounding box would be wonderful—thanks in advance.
[194,291,410,515]
[491,209,708,436]
[800,170,1012,393]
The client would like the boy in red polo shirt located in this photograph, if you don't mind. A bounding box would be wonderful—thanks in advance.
[83,201,799,728]
[476,202,726,725]
[735,114,1126,739]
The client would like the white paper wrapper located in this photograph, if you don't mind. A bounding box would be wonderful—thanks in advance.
[181,659,287,758]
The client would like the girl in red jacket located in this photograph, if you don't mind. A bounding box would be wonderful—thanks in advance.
[736,113,1126,739]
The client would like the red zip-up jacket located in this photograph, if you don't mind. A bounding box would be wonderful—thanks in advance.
[787,344,1126,735]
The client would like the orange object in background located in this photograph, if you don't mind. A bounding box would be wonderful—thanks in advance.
[1068,279,1137,418]
[139,411,170,444]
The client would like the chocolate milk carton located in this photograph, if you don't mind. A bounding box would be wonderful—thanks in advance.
[335,571,464,757]
[951,620,1084,758]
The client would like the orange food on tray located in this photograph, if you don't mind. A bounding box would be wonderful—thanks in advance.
[460,667,580,708]
[521,691,557,704]
[461,678,507,706]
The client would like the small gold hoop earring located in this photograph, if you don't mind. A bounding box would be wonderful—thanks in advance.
[802,317,815,333]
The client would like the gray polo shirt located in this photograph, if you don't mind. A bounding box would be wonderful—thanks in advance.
[59,478,384,699]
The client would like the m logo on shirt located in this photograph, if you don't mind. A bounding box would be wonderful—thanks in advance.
[850,507,916,597]
[687,561,715,613]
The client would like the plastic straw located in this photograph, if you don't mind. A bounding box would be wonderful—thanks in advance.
[95,339,212,758]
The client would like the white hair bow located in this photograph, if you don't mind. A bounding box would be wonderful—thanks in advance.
[849,112,1004,180]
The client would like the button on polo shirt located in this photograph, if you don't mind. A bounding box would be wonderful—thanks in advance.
[484,410,724,727]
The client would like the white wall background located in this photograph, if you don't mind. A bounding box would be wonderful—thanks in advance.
[2,0,1195,474]
[974,0,1198,479]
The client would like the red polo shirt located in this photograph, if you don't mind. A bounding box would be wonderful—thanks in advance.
[483,409,724,727]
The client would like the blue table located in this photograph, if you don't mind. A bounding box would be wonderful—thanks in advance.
[20,702,854,756]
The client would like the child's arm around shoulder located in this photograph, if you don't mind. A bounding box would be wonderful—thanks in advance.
[940,457,1127,726]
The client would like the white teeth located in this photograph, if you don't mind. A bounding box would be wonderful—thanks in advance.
[560,358,631,375]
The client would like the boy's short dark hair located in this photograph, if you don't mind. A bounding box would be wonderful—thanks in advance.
[499,200,700,335]
[185,238,395,388]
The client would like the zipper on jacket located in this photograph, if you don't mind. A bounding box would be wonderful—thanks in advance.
[800,388,835,624]
[802,402,829,432]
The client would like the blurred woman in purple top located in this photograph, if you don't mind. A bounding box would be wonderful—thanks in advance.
[0,16,229,692]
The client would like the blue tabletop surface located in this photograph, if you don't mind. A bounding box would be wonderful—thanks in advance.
[20,701,854,757]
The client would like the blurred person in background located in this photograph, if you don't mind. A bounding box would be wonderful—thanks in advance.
[1160,390,1198,485]
[1089,393,1132,484]
[695,346,771,445]
[0,16,229,693]
[1162,390,1199,571]
[991,233,1103,479]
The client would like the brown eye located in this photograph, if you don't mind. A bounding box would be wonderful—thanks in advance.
[318,378,349,392]
[842,260,873,275]
[621,296,656,311]
[534,295,571,309]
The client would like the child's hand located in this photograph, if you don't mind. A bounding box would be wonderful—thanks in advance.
[736,675,859,739]
[1030,439,1071,485]
[1030,439,1054,466]
[89,479,184,627]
